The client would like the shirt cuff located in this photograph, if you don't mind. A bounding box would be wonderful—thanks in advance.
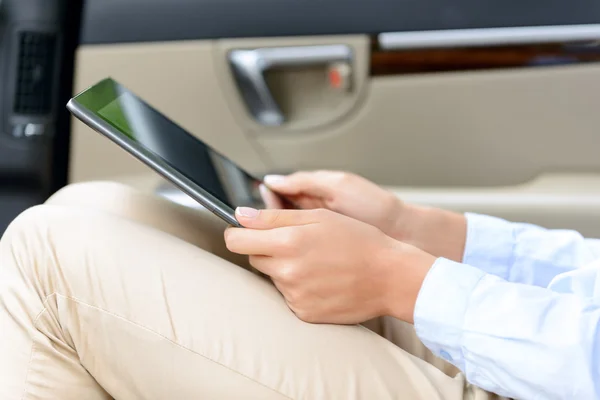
[414,258,486,371]
[463,213,515,281]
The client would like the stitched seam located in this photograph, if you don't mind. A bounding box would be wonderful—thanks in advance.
[51,293,292,400]
[20,294,56,400]
[19,342,36,400]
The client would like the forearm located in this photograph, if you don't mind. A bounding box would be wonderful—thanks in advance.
[392,200,600,287]
[411,258,599,400]
[392,203,467,263]
[381,243,599,400]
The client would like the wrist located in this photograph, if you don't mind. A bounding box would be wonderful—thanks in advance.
[391,203,467,263]
[388,202,425,244]
[384,196,415,241]
[377,239,436,323]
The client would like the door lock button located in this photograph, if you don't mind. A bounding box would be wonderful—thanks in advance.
[328,62,353,91]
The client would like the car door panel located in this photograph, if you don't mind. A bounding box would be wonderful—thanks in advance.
[72,39,600,182]
[232,61,599,186]
[71,0,600,235]
[393,174,600,237]
[72,37,600,182]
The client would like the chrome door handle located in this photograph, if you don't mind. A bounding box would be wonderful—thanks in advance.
[228,45,352,126]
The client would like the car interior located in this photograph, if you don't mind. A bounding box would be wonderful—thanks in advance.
[3,0,600,239]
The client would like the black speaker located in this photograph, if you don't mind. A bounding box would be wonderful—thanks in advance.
[0,0,77,233]
[14,31,58,116]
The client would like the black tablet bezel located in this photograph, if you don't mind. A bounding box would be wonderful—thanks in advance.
[67,78,251,227]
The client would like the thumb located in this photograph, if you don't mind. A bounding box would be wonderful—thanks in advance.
[263,171,333,197]
[235,207,324,230]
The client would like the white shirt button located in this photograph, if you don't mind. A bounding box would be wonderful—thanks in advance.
[439,350,453,362]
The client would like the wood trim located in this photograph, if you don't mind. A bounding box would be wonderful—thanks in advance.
[370,38,600,76]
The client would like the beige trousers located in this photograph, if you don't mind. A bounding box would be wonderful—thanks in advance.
[0,182,503,400]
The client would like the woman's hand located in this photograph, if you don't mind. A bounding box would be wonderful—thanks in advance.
[260,171,405,240]
[224,207,436,325]
[261,171,468,263]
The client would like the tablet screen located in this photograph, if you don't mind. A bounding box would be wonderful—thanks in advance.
[73,78,261,210]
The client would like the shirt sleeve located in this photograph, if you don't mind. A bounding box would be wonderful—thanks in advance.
[414,257,600,400]
[463,213,600,287]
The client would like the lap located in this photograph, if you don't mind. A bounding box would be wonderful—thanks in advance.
[49,182,459,374]
[46,181,249,268]
[1,203,464,399]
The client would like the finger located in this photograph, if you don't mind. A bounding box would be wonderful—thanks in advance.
[250,256,299,284]
[248,255,281,278]
[224,227,287,256]
[263,171,339,197]
[293,196,325,210]
[259,184,284,209]
[235,207,324,230]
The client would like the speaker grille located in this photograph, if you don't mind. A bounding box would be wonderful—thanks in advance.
[13,32,57,115]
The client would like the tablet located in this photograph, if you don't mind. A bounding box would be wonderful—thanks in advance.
[67,78,264,227]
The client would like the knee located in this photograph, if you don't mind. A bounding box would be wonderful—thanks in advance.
[4,203,48,232]
[0,205,64,279]
[46,181,135,208]
[2,204,64,247]
[1,204,126,304]
[45,181,176,226]
[1,204,121,280]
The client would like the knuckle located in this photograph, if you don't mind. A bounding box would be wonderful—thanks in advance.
[264,209,282,225]
[223,230,237,250]
[278,265,297,282]
[294,309,316,323]
[283,288,315,321]
[277,262,302,283]
[315,170,335,179]
[248,255,262,268]
[312,208,331,220]
[284,287,301,305]
[330,171,350,186]
[278,229,302,251]
[291,171,309,181]
[286,302,300,315]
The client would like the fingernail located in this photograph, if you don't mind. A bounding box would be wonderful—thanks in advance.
[236,207,259,218]
[264,175,285,185]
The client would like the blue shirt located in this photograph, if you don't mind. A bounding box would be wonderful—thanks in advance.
[414,213,600,400]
